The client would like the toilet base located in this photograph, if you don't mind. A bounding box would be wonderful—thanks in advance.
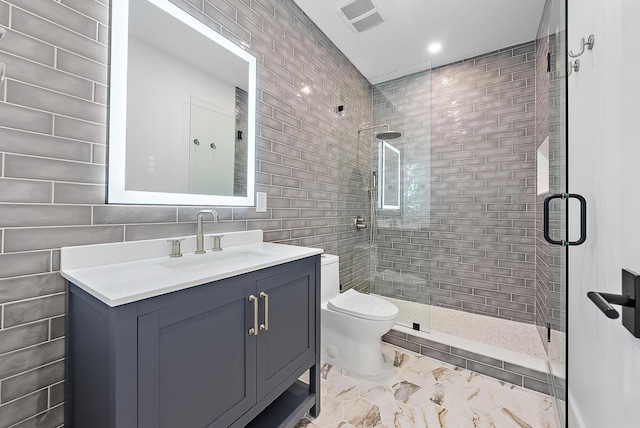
[320,304,397,376]
[321,333,386,375]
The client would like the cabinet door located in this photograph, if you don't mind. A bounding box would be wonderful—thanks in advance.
[138,278,256,428]
[256,264,316,400]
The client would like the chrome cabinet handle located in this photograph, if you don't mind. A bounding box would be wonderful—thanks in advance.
[260,292,269,331]
[248,295,258,336]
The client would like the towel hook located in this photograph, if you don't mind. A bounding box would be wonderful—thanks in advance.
[565,59,580,77]
[569,35,595,58]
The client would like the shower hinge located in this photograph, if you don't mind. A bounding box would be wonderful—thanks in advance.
[546,51,551,73]
[547,322,552,342]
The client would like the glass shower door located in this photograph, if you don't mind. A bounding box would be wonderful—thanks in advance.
[538,0,568,425]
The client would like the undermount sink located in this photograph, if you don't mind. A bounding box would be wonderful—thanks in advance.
[159,249,278,273]
[60,230,323,307]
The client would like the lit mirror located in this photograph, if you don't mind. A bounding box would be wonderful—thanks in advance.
[108,0,256,205]
[380,141,400,210]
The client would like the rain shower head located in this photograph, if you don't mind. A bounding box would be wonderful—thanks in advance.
[375,130,402,140]
[358,123,402,140]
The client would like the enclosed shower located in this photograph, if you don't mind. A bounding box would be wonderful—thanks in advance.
[357,0,567,423]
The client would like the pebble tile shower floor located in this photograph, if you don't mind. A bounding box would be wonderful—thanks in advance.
[295,343,559,428]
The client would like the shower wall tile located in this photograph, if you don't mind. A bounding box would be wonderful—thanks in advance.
[372,42,537,324]
[0,0,371,423]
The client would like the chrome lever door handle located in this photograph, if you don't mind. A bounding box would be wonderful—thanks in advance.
[248,295,258,336]
[259,292,269,331]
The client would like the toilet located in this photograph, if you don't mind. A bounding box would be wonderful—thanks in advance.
[320,254,399,375]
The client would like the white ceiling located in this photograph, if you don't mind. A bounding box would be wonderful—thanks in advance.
[293,0,546,84]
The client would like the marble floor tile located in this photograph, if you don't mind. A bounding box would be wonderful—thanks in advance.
[342,398,383,427]
[359,380,396,407]
[298,343,561,428]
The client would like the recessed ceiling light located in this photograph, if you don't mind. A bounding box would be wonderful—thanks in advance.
[428,42,442,53]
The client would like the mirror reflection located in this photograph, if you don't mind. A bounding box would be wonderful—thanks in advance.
[108,0,256,206]
[380,141,400,210]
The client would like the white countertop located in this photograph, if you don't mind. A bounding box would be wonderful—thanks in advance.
[60,231,322,307]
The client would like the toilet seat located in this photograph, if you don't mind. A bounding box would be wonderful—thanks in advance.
[327,289,399,321]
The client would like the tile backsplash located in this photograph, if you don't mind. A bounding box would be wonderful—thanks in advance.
[0,0,371,425]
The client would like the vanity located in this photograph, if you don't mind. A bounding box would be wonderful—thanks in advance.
[78,0,322,424]
[61,231,322,428]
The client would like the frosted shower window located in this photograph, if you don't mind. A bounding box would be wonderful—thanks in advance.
[380,141,400,210]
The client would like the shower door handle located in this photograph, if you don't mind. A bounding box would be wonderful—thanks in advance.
[543,193,587,246]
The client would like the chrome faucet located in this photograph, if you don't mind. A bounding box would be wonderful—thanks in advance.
[196,210,219,254]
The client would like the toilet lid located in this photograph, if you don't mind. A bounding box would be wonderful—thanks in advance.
[327,289,399,321]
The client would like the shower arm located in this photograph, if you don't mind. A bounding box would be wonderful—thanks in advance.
[358,124,390,134]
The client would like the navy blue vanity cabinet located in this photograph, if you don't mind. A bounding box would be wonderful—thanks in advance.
[66,255,321,428]
[137,276,257,428]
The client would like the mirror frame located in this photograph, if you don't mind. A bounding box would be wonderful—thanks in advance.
[108,0,257,206]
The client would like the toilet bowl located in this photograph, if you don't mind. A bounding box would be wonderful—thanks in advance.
[320,254,398,375]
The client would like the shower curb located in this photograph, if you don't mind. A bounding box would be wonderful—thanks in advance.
[383,328,565,397]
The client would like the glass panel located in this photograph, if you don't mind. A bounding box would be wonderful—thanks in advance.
[370,64,432,333]
[537,0,567,425]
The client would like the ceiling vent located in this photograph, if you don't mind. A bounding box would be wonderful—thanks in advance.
[338,0,388,33]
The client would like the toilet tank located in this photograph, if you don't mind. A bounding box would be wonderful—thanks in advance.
[320,254,340,303]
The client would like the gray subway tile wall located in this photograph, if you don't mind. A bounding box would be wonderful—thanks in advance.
[371,42,538,324]
[0,0,372,424]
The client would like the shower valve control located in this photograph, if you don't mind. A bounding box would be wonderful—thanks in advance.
[354,216,367,230]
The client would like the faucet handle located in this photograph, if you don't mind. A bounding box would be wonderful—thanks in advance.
[209,234,224,251]
[167,238,185,257]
